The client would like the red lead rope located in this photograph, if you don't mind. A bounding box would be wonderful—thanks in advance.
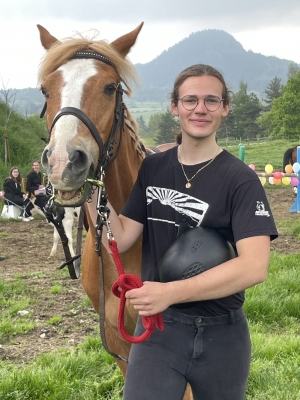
[109,240,164,343]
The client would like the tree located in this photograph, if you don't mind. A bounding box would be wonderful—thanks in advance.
[155,111,180,144]
[217,108,235,139]
[147,113,163,142]
[0,78,17,165]
[257,71,300,139]
[230,81,263,139]
[136,115,148,137]
[287,63,300,80]
[263,76,283,111]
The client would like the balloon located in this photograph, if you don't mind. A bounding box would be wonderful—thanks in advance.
[265,164,273,173]
[268,177,274,185]
[291,177,299,186]
[273,178,281,185]
[273,171,283,179]
[259,177,266,186]
[292,162,300,173]
[285,164,293,174]
[248,164,255,170]
[282,177,291,185]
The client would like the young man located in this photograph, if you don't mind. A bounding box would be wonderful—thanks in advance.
[88,64,278,400]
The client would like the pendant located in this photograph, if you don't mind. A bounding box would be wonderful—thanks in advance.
[186,182,191,189]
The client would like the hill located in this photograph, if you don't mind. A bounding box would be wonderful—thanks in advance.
[11,29,299,114]
[133,29,297,102]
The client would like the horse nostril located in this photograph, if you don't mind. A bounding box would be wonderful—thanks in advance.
[69,150,88,168]
[66,150,89,177]
[41,149,49,169]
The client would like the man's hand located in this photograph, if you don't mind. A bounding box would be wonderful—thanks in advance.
[125,281,174,316]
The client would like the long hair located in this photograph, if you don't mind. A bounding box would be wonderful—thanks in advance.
[8,166,22,184]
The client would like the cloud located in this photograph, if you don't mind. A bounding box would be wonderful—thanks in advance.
[1,1,300,89]
[1,0,300,32]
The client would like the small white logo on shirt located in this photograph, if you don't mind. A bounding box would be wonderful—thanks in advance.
[255,201,270,217]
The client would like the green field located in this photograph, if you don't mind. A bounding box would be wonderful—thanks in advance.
[126,100,170,124]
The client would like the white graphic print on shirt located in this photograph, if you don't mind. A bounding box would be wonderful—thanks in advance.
[255,201,270,217]
[146,186,209,226]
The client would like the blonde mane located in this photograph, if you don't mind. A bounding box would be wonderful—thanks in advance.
[38,33,140,96]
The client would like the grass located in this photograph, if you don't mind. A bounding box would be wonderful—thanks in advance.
[220,139,300,170]
[49,284,64,294]
[0,338,123,400]
[1,138,300,398]
[47,316,63,326]
[0,250,300,399]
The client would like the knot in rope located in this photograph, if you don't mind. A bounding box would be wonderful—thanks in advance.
[109,240,164,344]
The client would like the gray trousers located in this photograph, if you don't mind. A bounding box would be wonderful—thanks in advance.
[123,307,251,400]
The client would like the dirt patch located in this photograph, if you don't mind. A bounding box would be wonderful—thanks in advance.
[0,187,299,363]
[0,216,99,363]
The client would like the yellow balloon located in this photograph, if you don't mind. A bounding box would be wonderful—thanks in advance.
[284,164,293,174]
[265,164,273,173]
[282,177,291,185]
[273,178,281,185]
[259,177,266,186]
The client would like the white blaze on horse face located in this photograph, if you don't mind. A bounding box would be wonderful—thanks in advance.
[50,59,98,178]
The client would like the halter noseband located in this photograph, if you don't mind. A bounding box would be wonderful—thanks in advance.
[40,50,126,175]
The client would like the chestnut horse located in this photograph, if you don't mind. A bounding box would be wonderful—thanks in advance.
[37,23,192,400]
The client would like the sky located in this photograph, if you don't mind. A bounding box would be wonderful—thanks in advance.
[1,0,300,89]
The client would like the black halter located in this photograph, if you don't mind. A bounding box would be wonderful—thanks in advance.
[40,50,126,175]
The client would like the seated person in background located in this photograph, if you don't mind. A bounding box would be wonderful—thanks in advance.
[3,166,34,221]
[26,160,43,197]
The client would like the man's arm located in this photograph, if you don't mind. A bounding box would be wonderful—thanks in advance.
[86,190,143,253]
[126,235,271,316]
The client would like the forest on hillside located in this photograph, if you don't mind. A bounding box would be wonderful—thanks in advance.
[1,65,300,163]
[136,66,300,144]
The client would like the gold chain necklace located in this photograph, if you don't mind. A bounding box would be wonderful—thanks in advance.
[179,147,220,189]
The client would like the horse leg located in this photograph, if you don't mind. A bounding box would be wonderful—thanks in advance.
[49,226,59,257]
[62,214,75,257]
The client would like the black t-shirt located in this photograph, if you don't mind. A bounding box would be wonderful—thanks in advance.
[121,147,278,316]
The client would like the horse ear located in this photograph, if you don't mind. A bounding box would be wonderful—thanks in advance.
[111,22,144,57]
[37,24,61,50]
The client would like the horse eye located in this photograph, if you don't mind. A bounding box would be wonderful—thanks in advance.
[41,86,49,98]
[104,84,117,96]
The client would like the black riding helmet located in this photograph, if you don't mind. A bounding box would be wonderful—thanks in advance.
[158,226,236,282]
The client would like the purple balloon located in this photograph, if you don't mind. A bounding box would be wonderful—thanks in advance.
[291,177,299,186]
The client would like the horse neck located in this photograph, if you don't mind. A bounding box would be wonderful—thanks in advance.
[104,127,144,214]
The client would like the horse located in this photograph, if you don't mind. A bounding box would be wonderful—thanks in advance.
[31,196,81,258]
[36,23,193,399]
[283,145,300,194]
[283,145,299,171]
[147,142,177,154]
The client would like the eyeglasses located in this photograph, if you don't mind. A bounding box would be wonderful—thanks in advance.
[177,95,224,112]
